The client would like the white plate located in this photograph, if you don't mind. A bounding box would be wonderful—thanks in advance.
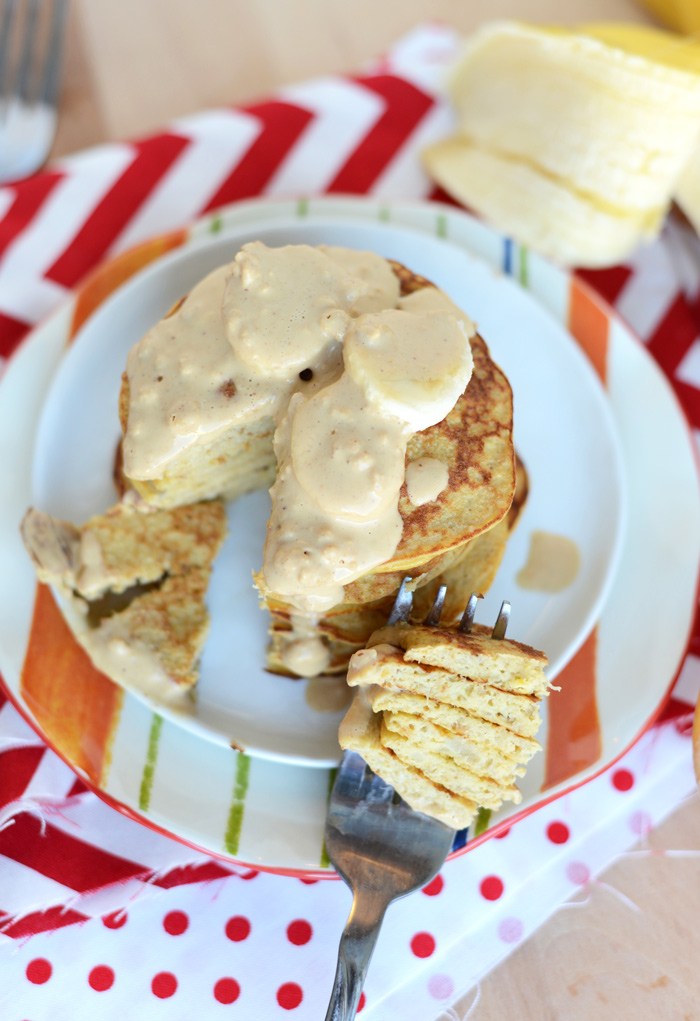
[28,206,624,765]
[0,196,697,874]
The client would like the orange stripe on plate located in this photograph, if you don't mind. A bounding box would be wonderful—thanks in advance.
[20,584,123,785]
[543,627,601,790]
[568,277,610,386]
[68,229,188,341]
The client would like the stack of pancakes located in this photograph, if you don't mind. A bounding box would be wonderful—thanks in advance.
[339,620,550,829]
[248,264,518,677]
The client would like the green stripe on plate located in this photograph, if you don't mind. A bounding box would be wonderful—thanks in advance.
[296,197,310,217]
[139,713,163,811]
[518,245,529,288]
[224,754,251,855]
[209,214,224,234]
[436,213,448,239]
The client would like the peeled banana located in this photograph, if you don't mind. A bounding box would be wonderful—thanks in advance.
[424,21,700,267]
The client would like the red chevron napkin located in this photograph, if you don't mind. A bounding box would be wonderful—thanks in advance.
[0,23,699,1020]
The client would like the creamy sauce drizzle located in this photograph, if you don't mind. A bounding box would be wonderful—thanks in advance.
[516,530,581,592]
[123,244,399,480]
[124,242,475,612]
[405,457,449,506]
[280,636,331,678]
[265,307,473,612]
[305,674,353,713]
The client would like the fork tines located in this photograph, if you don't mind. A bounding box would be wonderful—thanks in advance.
[0,0,68,110]
[387,575,511,640]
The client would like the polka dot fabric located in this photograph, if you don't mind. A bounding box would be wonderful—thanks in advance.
[2,716,694,1020]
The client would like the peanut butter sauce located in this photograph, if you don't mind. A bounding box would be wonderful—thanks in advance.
[124,243,475,612]
[405,457,449,506]
[305,674,353,713]
[516,530,581,592]
[265,306,473,613]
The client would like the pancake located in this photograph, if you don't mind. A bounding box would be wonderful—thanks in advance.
[117,245,404,511]
[367,622,550,696]
[347,645,543,737]
[338,688,478,830]
[380,717,521,809]
[118,244,515,619]
[118,373,277,508]
[21,499,226,699]
[381,709,528,784]
[385,329,514,572]
[266,453,528,679]
[339,618,551,826]
[369,689,540,766]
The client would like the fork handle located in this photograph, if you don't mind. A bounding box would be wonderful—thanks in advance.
[324,888,390,1021]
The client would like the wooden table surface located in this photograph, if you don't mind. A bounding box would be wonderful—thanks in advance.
[50,2,700,1018]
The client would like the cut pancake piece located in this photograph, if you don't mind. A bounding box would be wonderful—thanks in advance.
[118,367,278,508]
[340,616,550,827]
[382,710,527,786]
[380,716,521,809]
[338,689,478,830]
[371,690,539,768]
[348,646,543,738]
[21,499,226,700]
[367,622,550,697]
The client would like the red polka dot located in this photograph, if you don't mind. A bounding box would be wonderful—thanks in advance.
[214,978,241,1004]
[546,821,570,844]
[422,875,444,896]
[410,932,436,958]
[225,915,251,942]
[277,982,303,1009]
[163,910,189,935]
[480,875,504,900]
[88,965,115,992]
[26,958,52,984]
[240,869,259,880]
[358,992,366,1012]
[102,911,127,929]
[151,972,178,999]
[299,877,318,885]
[495,826,511,839]
[612,768,634,791]
[287,919,312,945]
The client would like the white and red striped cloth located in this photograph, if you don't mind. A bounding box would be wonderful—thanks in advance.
[0,24,699,1020]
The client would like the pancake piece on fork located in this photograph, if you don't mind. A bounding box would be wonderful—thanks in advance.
[339,587,551,829]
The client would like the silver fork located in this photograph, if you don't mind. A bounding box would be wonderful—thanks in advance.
[0,0,68,182]
[323,578,511,1020]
